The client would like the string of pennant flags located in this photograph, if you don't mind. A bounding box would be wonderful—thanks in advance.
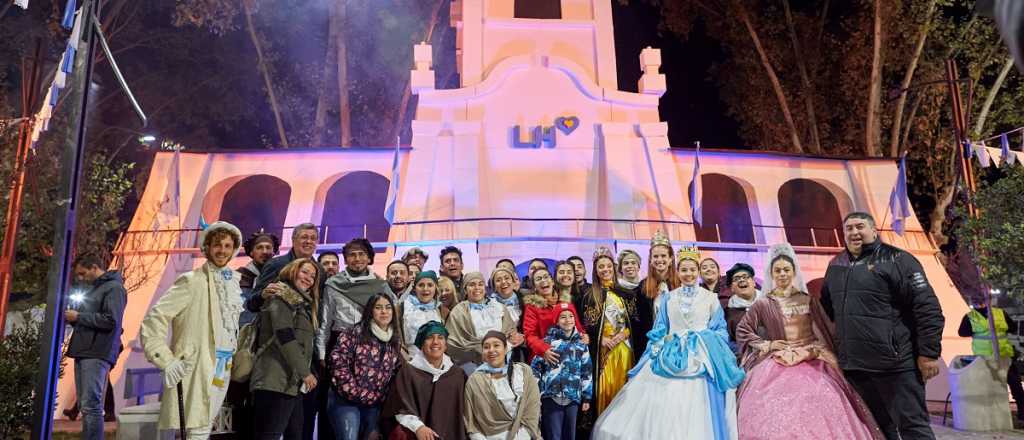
[27,0,81,149]
[968,128,1024,168]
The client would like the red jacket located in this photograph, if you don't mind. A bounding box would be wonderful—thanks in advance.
[522,292,585,361]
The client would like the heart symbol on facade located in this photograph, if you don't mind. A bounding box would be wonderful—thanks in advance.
[555,116,580,135]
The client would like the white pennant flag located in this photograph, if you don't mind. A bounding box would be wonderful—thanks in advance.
[153,148,181,231]
[14,0,29,9]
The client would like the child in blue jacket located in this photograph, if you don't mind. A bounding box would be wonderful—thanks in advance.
[531,304,593,440]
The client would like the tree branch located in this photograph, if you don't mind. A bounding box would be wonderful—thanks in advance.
[972,57,1015,137]
[734,0,803,153]
[888,0,936,157]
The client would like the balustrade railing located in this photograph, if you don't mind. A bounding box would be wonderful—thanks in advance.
[114,217,934,256]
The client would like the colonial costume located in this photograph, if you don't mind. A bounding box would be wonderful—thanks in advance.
[446,280,517,369]
[736,244,882,440]
[592,246,744,440]
[464,331,542,440]
[383,322,468,440]
[722,263,763,347]
[398,271,448,358]
[140,222,244,438]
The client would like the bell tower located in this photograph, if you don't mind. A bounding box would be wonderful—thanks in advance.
[448,0,619,89]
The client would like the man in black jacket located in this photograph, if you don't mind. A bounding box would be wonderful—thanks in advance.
[821,212,944,440]
[65,252,127,440]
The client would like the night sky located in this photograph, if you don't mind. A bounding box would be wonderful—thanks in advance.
[611,2,744,150]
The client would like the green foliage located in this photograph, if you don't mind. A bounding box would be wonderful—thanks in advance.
[961,166,1024,298]
[0,312,41,438]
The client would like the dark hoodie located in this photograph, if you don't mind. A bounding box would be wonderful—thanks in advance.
[67,271,127,365]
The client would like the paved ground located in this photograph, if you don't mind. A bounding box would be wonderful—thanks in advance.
[934,424,1024,439]
[43,418,1024,439]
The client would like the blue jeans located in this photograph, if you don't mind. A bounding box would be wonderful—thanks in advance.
[541,398,579,440]
[326,390,381,440]
[74,358,111,440]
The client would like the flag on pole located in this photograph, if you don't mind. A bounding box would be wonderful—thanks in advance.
[383,137,401,224]
[153,147,181,231]
[888,154,911,236]
[689,142,703,227]
[1002,133,1017,166]
[61,0,77,29]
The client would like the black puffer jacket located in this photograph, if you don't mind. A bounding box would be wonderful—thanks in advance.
[67,271,127,365]
[821,240,944,373]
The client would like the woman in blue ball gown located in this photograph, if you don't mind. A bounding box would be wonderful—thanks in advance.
[592,246,744,440]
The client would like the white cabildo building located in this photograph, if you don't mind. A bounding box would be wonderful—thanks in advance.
[68,0,971,414]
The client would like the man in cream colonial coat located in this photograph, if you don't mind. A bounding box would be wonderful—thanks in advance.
[140,221,244,439]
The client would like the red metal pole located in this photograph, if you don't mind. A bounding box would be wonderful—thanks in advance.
[0,41,43,337]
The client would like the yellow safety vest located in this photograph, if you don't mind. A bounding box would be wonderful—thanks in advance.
[969,308,1014,357]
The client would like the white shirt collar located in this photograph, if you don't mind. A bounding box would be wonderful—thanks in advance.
[410,351,453,382]
[728,289,764,309]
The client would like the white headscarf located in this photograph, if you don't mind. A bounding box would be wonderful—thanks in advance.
[762,243,808,294]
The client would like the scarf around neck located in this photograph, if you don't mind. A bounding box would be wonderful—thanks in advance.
[408,294,438,311]
[617,277,640,290]
[491,292,519,308]
[370,321,393,342]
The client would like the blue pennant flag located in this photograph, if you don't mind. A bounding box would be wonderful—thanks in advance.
[61,0,77,30]
[888,154,911,236]
[1001,133,1016,166]
[49,84,60,106]
[198,215,210,231]
[383,137,401,224]
[689,142,703,227]
[61,44,75,74]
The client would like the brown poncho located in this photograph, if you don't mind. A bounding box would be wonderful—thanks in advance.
[382,360,467,440]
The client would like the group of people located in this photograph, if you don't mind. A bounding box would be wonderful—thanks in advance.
[64,211,947,440]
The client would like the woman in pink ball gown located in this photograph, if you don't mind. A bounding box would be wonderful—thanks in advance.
[736,243,883,440]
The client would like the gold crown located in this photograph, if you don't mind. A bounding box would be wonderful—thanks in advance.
[677,245,701,264]
[593,246,615,261]
[650,230,671,248]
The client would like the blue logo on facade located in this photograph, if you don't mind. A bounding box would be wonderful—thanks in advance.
[511,116,580,148]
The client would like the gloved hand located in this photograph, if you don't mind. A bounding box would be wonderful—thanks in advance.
[163,359,187,388]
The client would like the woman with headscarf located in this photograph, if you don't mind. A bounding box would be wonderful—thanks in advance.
[491,266,530,363]
[464,331,542,440]
[381,321,467,440]
[397,271,448,359]
[592,246,744,440]
[327,293,403,440]
[249,258,323,439]
[735,244,882,439]
[632,231,681,359]
[446,272,523,373]
[522,268,587,363]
